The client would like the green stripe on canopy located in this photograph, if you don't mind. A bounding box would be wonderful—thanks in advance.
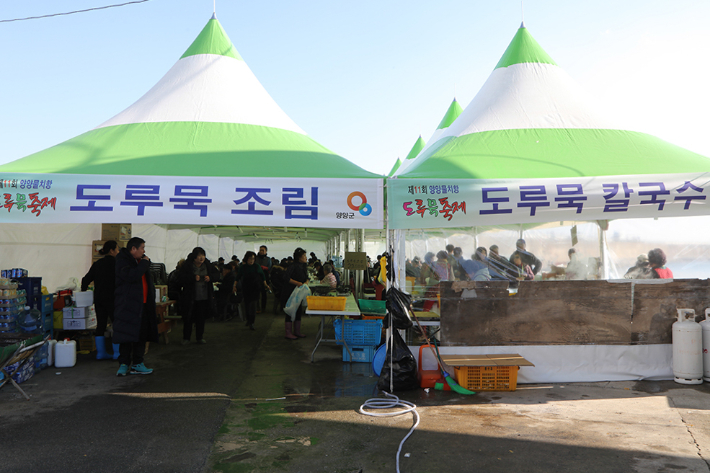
[404,136,426,161]
[400,128,710,179]
[0,122,379,179]
[180,18,242,60]
[495,26,557,69]
[436,98,463,130]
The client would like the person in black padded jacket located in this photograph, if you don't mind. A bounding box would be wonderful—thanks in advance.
[81,240,119,338]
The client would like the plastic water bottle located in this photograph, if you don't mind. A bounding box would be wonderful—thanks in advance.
[18,306,41,334]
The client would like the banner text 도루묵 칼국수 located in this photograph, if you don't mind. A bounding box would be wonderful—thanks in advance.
[0,174,384,229]
[388,173,710,229]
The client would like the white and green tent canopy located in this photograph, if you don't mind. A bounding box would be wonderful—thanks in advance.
[0,16,383,229]
[393,97,462,177]
[387,158,402,177]
[391,135,426,177]
[388,24,710,229]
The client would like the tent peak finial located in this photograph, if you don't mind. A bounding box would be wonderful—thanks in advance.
[520,21,526,28]
[211,11,217,19]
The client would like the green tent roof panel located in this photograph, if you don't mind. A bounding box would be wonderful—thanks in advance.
[495,25,557,69]
[401,128,710,179]
[181,17,242,60]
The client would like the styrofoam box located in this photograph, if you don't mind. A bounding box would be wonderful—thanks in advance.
[63,315,97,330]
[63,306,96,319]
[74,291,94,308]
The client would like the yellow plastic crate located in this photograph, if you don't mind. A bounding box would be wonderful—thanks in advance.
[78,337,96,352]
[307,296,346,311]
[454,365,519,391]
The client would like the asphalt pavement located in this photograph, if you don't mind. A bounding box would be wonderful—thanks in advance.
[2,298,710,473]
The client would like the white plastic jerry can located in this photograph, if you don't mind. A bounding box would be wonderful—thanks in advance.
[672,309,703,384]
[47,339,57,367]
[54,339,77,368]
[702,309,710,382]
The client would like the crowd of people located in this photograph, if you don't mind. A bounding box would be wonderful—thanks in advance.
[404,240,673,283]
[81,239,348,376]
[166,246,345,341]
[405,239,545,284]
[623,249,673,279]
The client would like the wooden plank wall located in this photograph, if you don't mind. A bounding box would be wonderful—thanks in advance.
[440,279,710,346]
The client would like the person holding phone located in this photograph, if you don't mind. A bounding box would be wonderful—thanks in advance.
[113,237,158,376]
[178,247,219,345]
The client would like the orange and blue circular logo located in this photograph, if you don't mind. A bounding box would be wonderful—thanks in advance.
[347,192,372,216]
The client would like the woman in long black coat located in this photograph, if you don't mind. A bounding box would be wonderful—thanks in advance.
[178,247,220,345]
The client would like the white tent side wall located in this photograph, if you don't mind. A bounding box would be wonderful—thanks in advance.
[133,224,169,265]
[197,233,220,262]
[0,223,101,292]
[165,229,199,273]
[219,237,235,261]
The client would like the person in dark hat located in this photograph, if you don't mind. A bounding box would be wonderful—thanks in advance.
[509,239,542,276]
[624,254,651,279]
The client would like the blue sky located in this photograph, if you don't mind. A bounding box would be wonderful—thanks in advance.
[1,0,708,175]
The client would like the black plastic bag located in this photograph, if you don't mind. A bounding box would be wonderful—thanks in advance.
[377,328,419,392]
[384,287,413,329]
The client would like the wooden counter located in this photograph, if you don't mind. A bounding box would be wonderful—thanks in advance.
[439,279,710,346]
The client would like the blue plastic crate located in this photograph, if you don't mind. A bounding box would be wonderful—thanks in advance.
[29,294,53,314]
[333,319,382,346]
[17,277,42,297]
[42,312,53,334]
[342,345,376,363]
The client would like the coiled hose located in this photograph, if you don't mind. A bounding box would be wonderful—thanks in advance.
[359,391,420,473]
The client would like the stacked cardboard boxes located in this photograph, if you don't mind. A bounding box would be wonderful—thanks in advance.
[62,305,98,330]
[92,224,131,263]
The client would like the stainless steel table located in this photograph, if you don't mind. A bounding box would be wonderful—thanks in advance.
[306,294,361,362]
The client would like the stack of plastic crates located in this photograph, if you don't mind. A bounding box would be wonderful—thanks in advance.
[333,318,383,363]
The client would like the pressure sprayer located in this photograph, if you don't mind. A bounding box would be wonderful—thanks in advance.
[702,309,710,382]
[672,309,703,385]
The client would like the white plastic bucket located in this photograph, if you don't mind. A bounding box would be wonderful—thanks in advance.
[73,291,94,308]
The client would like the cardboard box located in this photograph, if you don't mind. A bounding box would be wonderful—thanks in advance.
[63,315,97,330]
[101,224,132,241]
[155,285,168,301]
[63,306,96,319]
[92,240,126,257]
[439,354,535,367]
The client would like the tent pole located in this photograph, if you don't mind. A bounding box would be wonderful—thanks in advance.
[355,229,364,299]
[599,222,609,279]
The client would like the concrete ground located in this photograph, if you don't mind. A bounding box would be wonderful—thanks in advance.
[2,298,710,473]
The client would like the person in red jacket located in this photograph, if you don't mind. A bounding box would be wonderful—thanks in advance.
[648,248,673,279]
